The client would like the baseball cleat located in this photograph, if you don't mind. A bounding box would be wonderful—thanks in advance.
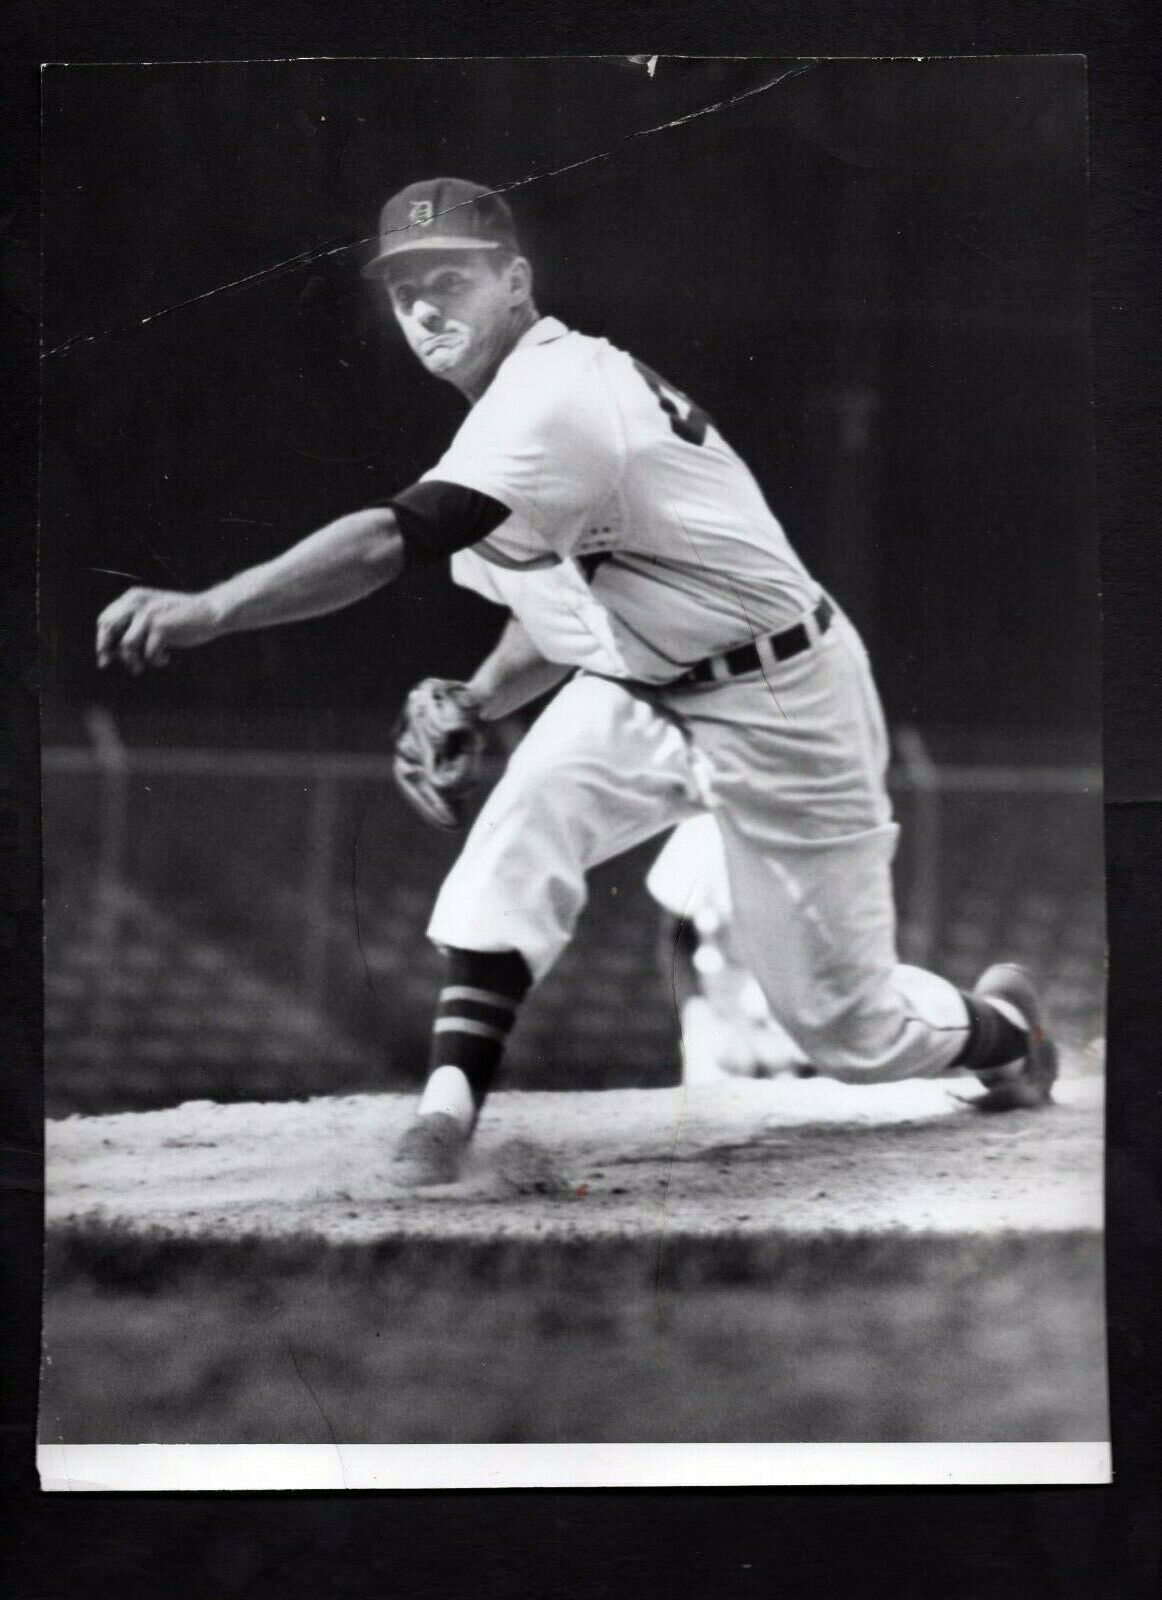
[390,1112,468,1187]
[969,963,1058,1112]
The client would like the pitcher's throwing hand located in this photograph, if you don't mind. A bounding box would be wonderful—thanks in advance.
[96,588,219,673]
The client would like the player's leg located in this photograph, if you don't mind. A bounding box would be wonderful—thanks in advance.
[722,832,1051,1102]
[716,813,975,1082]
[686,611,1054,1102]
[392,674,699,1185]
[391,945,533,1186]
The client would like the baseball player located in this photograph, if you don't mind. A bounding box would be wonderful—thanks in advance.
[95,177,1057,1188]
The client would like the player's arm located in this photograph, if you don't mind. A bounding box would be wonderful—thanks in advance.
[465,616,571,721]
[96,508,404,673]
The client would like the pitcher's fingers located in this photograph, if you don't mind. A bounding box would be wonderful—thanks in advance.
[117,611,152,673]
[96,602,132,665]
[143,628,171,666]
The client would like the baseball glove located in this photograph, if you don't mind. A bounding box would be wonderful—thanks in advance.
[392,678,486,830]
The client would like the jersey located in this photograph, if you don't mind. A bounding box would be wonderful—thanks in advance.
[420,316,819,683]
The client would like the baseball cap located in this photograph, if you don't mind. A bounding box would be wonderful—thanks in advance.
[362,178,520,277]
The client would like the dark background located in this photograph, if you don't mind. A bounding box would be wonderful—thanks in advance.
[5,22,1158,1600]
[40,56,1097,751]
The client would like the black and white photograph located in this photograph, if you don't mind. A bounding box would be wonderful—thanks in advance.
[36,54,1107,1487]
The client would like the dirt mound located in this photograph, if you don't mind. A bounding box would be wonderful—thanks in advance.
[47,1074,1104,1244]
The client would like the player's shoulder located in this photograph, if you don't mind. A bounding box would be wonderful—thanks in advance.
[498,317,610,391]
[512,325,685,422]
[475,317,622,444]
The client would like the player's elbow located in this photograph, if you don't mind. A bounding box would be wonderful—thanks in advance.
[356,508,407,582]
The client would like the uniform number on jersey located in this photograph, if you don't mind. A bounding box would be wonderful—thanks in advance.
[632,359,712,447]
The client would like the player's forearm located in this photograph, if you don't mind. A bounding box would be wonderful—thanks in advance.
[466,618,571,720]
[204,508,405,635]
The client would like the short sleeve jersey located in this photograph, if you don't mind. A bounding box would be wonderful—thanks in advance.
[422,316,819,682]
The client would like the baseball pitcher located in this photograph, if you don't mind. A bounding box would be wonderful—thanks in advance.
[96,178,1057,1186]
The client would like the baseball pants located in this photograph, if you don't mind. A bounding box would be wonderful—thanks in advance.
[427,609,971,1083]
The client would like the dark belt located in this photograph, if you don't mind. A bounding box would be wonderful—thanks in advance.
[671,595,834,690]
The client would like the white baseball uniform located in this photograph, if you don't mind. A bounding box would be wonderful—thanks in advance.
[423,316,970,1083]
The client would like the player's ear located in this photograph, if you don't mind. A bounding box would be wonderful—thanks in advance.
[505,255,533,305]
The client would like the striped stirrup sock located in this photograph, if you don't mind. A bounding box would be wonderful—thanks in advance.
[427,947,532,1115]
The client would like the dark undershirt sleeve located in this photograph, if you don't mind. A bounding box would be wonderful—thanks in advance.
[387,479,512,567]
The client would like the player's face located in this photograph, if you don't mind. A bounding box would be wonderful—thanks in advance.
[385,252,531,394]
